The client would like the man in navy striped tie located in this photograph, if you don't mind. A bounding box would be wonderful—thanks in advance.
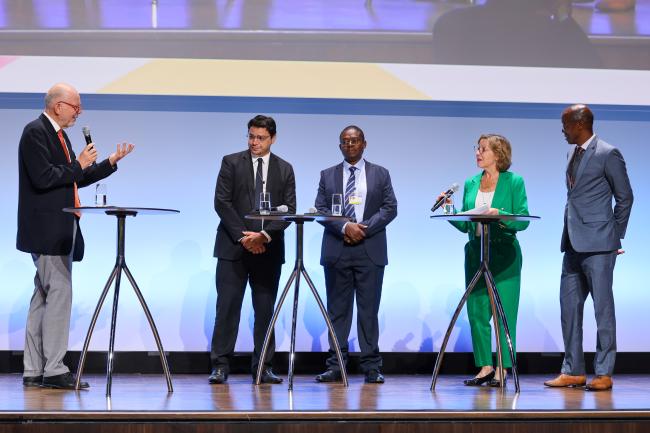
[313,125,397,384]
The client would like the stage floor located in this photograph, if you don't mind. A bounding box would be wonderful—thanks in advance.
[1,373,649,419]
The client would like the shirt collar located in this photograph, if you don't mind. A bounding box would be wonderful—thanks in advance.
[343,158,365,172]
[251,152,270,165]
[43,111,61,133]
[579,134,596,151]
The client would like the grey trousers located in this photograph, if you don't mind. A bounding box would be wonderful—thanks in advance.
[23,221,76,378]
[560,247,617,377]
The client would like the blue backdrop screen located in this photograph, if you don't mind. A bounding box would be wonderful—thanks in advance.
[0,98,647,353]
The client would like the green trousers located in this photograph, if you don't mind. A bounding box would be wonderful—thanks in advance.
[464,238,522,368]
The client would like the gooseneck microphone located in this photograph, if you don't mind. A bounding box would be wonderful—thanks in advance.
[431,183,460,212]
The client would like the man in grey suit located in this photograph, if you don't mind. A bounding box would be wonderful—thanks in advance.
[545,104,633,391]
[209,115,296,385]
[313,125,397,384]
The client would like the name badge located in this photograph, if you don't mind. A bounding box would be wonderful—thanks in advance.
[348,193,362,205]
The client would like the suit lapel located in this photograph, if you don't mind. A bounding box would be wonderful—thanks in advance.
[241,152,255,209]
[40,114,70,163]
[491,171,509,211]
[363,161,374,218]
[465,173,481,211]
[573,136,597,189]
[267,154,281,205]
[334,163,344,195]
[465,174,481,234]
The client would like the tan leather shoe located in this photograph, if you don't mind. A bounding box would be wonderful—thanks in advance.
[595,0,635,12]
[586,375,613,391]
[544,374,587,388]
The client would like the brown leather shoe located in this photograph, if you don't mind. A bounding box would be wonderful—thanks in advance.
[544,374,587,388]
[586,375,613,391]
[595,0,635,12]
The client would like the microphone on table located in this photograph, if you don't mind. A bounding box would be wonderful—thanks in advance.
[307,207,318,214]
[431,183,460,212]
[272,205,289,213]
[81,126,97,167]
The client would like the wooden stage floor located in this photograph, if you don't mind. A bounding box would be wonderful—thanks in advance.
[1,373,649,418]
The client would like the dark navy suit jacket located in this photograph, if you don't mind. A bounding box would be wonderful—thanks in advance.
[315,160,397,266]
[17,114,116,261]
[561,136,633,253]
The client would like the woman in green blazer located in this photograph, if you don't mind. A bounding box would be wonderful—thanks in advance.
[449,134,529,387]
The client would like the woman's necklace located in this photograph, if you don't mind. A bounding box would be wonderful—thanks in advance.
[480,173,498,192]
[479,173,498,206]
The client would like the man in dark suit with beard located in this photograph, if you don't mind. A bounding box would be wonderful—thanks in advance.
[313,125,397,384]
[209,115,296,384]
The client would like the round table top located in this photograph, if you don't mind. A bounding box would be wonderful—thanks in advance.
[430,214,540,222]
[245,213,350,223]
[63,206,180,216]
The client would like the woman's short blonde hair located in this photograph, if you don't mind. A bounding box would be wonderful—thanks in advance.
[478,134,512,172]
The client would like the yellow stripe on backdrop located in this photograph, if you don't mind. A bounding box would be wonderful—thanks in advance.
[100,59,430,100]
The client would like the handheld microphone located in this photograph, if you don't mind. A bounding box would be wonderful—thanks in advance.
[82,126,93,145]
[431,183,460,212]
[81,126,97,167]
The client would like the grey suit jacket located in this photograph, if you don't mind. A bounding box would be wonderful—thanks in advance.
[315,160,397,266]
[561,135,633,253]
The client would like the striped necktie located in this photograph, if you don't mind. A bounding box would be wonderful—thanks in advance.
[344,166,357,222]
[57,130,81,217]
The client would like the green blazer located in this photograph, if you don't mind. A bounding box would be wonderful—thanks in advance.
[451,171,530,240]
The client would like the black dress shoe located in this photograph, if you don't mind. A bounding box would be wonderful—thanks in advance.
[364,370,385,384]
[23,375,43,388]
[463,370,495,386]
[258,368,283,384]
[41,372,89,389]
[488,375,507,388]
[208,368,228,384]
[315,369,342,383]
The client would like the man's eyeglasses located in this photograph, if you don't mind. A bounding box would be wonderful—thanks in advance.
[247,133,271,142]
[340,138,363,146]
[57,101,82,114]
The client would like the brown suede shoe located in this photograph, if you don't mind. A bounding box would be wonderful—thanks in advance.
[595,0,635,12]
[544,374,587,388]
[586,375,613,391]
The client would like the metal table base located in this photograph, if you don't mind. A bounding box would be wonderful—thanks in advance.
[430,219,525,393]
[67,207,175,396]
[250,214,349,390]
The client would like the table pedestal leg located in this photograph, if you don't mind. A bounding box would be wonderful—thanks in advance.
[255,221,348,388]
[74,214,173,396]
[430,222,520,392]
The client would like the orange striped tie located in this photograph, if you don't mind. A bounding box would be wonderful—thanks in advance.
[57,129,81,217]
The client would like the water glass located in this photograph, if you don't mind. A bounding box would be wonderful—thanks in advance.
[332,194,343,216]
[260,192,271,215]
[442,197,454,215]
[95,183,107,206]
